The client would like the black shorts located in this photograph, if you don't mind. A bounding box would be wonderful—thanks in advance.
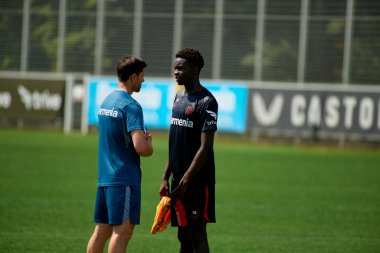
[170,182,216,227]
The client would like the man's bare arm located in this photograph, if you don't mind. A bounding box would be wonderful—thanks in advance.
[131,130,153,157]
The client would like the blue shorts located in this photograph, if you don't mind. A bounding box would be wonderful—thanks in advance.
[94,185,141,225]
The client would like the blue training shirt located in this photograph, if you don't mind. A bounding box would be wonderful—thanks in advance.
[97,90,145,186]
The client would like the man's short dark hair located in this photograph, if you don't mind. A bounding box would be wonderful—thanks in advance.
[117,56,147,82]
[175,48,204,72]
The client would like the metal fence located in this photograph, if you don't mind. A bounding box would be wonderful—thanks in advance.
[0,0,379,84]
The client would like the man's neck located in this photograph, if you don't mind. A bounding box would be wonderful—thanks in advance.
[184,80,201,94]
[118,81,133,94]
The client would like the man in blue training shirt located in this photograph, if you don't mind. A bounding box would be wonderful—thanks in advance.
[87,56,153,253]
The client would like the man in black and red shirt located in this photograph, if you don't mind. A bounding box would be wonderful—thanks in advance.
[160,48,218,253]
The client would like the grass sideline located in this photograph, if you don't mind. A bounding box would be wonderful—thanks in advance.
[0,129,379,253]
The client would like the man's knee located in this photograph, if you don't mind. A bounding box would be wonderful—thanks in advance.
[87,224,112,253]
[113,219,135,242]
[111,230,133,243]
[178,227,192,246]
[93,224,113,240]
[178,221,208,244]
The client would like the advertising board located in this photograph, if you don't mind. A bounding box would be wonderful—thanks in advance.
[248,85,380,140]
[86,77,249,133]
[0,77,66,123]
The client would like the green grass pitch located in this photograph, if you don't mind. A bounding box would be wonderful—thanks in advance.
[0,129,379,253]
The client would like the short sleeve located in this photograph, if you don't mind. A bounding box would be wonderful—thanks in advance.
[201,97,218,132]
[126,102,145,132]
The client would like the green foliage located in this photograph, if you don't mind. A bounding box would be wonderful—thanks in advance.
[351,21,380,84]
[30,12,59,71]
[0,129,379,252]
[0,11,22,70]
[0,1,380,84]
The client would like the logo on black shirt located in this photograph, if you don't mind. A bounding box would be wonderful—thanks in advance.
[171,117,194,128]
[206,110,217,126]
[206,110,217,120]
[185,106,194,116]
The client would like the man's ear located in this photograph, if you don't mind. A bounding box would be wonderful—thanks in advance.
[129,73,137,82]
[191,65,199,75]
